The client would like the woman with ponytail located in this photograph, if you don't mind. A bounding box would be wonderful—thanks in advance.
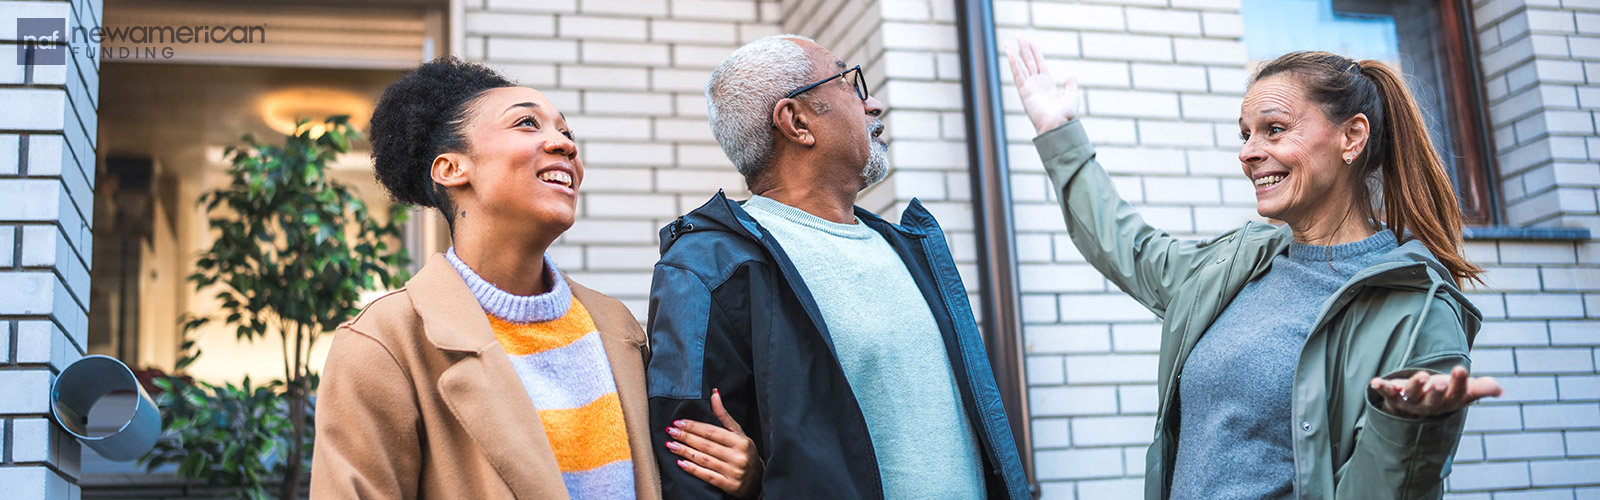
[1005,38,1502,499]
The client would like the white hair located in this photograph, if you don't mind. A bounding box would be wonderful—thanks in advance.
[705,34,818,183]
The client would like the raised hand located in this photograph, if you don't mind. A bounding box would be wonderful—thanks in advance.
[664,388,764,498]
[1369,366,1503,418]
[1004,36,1082,135]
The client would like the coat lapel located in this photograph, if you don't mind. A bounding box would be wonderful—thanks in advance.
[408,255,572,500]
[570,280,662,500]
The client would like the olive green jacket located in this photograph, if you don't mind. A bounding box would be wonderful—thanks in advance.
[1034,120,1481,500]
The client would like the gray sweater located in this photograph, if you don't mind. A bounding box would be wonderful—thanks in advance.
[1170,229,1398,500]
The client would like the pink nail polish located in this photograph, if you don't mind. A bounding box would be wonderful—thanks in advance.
[666,441,679,451]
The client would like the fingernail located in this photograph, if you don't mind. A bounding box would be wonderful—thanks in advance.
[665,441,680,451]
[673,419,686,428]
[666,427,680,437]
[678,460,690,468]
[713,388,720,396]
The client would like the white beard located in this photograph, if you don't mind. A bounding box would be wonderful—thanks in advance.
[861,120,888,186]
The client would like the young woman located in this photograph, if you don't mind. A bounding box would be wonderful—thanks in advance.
[1006,39,1503,499]
[310,57,759,500]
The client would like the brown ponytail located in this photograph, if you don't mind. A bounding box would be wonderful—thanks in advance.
[1253,52,1483,287]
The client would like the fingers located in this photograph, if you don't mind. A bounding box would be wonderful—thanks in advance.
[1442,366,1468,403]
[1018,36,1039,75]
[665,433,740,478]
[1403,371,1428,403]
[1005,43,1026,88]
[711,389,743,434]
[673,417,745,449]
[673,456,737,493]
[1025,36,1047,74]
[1465,376,1503,401]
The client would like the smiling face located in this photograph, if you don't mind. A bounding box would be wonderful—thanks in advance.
[454,86,582,236]
[1238,74,1365,231]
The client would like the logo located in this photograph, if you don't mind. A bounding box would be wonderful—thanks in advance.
[17,18,67,66]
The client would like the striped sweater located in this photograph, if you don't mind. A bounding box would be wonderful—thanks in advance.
[446,248,636,500]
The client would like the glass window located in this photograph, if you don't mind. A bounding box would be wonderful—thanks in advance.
[1241,0,1498,224]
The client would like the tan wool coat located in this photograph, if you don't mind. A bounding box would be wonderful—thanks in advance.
[310,254,662,500]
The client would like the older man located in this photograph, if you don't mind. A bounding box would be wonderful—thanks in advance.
[645,35,1031,500]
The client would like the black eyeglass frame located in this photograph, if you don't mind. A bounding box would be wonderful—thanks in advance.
[784,65,868,101]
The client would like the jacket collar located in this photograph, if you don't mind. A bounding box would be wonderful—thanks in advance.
[408,254,501,353]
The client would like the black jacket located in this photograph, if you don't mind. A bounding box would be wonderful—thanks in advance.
[646,191,1031,500]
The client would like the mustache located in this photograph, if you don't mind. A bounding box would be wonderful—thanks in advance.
[868,120,884,139]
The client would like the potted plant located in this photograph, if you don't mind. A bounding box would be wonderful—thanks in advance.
[142,116,410,500]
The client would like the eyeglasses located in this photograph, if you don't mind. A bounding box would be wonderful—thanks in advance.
[785,65,868,101]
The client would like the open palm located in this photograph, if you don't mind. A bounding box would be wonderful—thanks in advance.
[1005,36,1081,135]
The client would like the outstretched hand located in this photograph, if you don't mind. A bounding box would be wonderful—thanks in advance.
[665,388,763,498]
[1369,366,1502,418]
[1004,36,1081,135]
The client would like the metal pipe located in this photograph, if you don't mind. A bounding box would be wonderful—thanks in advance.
[952,0,1036,496]
[51,355,161,462]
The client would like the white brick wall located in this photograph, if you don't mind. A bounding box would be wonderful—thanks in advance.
[462,0,783,318]
[1,0,97,497]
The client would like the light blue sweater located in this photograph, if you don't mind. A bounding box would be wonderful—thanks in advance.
[742,195,985,499]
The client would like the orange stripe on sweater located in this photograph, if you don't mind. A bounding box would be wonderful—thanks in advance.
[538,392,632,472]
[488,300,596,355]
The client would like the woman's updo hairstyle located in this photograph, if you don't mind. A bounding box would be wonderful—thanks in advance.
[1251,51,1483,286]
[369,56,514,231]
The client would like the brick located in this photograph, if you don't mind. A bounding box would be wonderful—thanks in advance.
[1449,461,1531,491]
[1464,404,1524,431]
[1126,8,1201,36]
[1071,415,1155,446]
[1131,64,1208,92]
[558,16,646,41]
[1031,3,1125,31]
[671,44,737,68]
[1065,354,1159,384]
[1031,386,1119,416]
[1081,33,1172,62]
[1174,39,1246,65]
[1111,323,1160,353]
[485,0,576,12]
[1571,430,1600,456]
[1078,478,1144,498]
[653,168,743,193]
[1485,431,1566,459]
[583,193,676,218]
[1523,402,1600,429]
[560,66,649,91]
[0,369,52,414]
[1527,9,1578,33]
[1473,348,1518,374]
[1201,11,1244,38]
[1208,66,1248,94]
[1022,294,1059,323]
[559,219,657,244]
[1497,376,1561,402]
[674,94,708,117]
[882,51,935,79]
[651,20,737,44]
[1033,418,1071,448]
[0,89,66,131]
[1544,268,1600,291]
[466,11,555,37]
[583,91,673,116]
[1028,355,1066,386]
[486,38,578,63]
[566,116,653,142]
[1180,94,1240,121]
[583,41,671,65]
[1138,121,1213,147]
[1531,458,1600,486]
[1518,348,1597,373]
[1019,264,1106,293]
[1455,434,1484,462]
[0,134,17,175]
[1036,448,1124,480]
[581,141,672,166]
[12,417,54,463]
[1507,294,1587,319]
[670,0,758,21]
[1026,324,1111,353]
[1087,89,1180,119]
[1563,375,1600,401]
[1119,384,1158,413]
[880,22,958,51]
[580,0,666,16]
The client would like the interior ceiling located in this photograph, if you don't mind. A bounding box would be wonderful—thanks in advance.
[97,63,404,178]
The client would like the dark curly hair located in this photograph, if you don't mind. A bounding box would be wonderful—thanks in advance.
[369,56,514,231]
